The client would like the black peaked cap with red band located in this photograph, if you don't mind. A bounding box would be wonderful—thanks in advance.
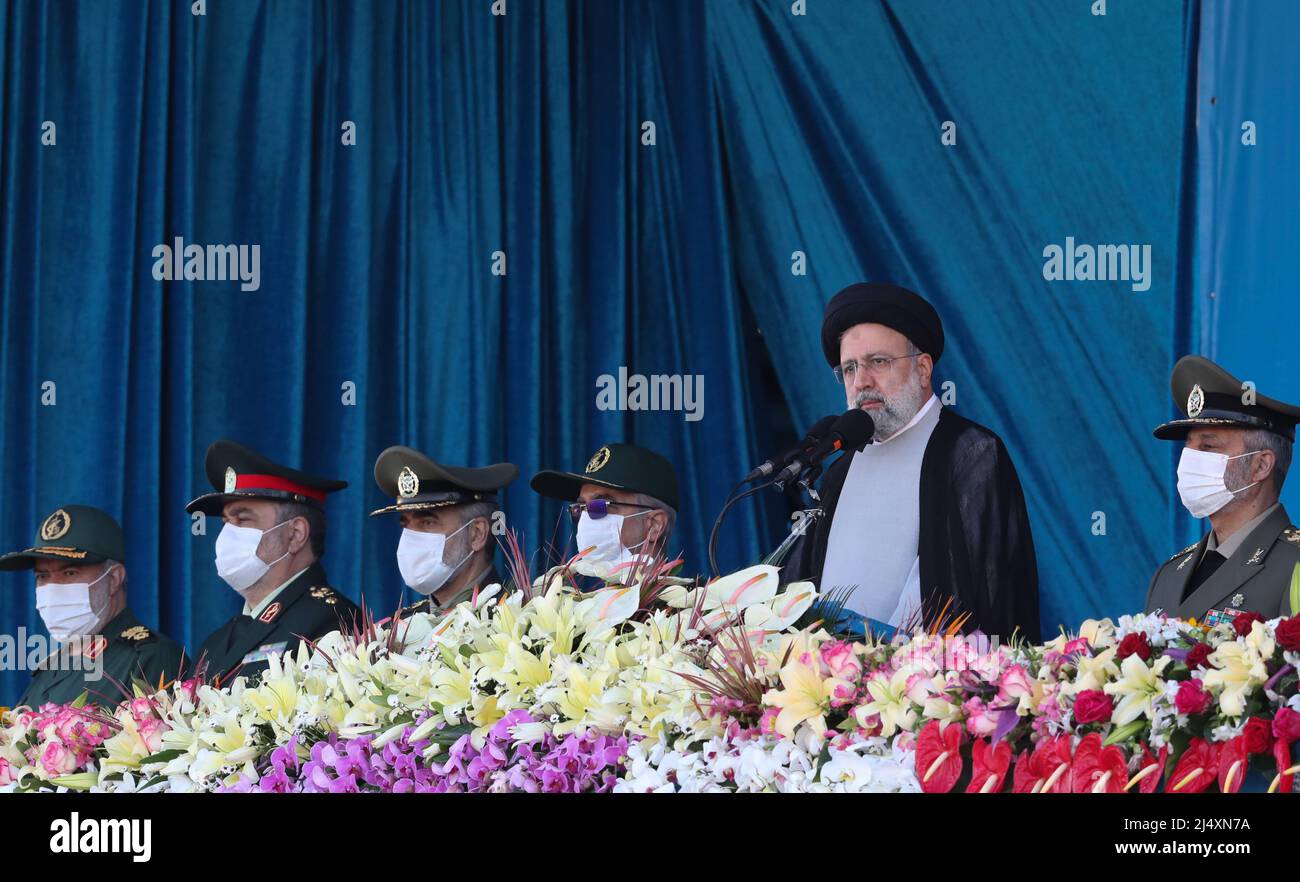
[185,439,348,515]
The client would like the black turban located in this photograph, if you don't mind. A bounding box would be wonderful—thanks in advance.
[820,282,945,367]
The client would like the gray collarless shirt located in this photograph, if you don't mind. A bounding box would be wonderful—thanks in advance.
[821,396,941,622]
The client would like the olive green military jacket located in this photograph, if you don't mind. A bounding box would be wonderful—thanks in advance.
[395,567,503,619]
[1145,505,1300,624]
[17,607,186,709]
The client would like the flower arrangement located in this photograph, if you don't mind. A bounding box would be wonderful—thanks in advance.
[3,558,1298,794]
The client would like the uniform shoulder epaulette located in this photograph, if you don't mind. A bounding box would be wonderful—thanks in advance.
[1168,541,1199,562]
[398,598,432,617]
[309,585,341,605]
[120,625,154,642]
[1282,527,1300,545]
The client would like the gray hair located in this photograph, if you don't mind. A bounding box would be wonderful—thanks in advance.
[102,558,125,586]
[449,500,497,565]
[1242,428,1292,494]
[274,501,326,559]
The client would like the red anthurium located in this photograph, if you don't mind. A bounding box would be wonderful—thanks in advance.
[1168,739,1218,793]
[915,720,964,793]
[1217,736,1249,793]
[1273,739,1295,793]
[1130,743,1168,794]
[1012,736,1073,793]
[966,738,1013,793]
[1070,732,1128,793]
[1012,748,1039,793]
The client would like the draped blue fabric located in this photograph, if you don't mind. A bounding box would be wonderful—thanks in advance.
[1195,0,1300,521]
[0,0,1201,702]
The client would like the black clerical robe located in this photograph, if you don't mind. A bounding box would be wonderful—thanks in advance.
[788,408,1041,641]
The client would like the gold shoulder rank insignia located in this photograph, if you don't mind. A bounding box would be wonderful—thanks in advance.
[1283,527,1300,545]
[120,625,151,641]
[310,585,339,605]
[1169,542,1198,562]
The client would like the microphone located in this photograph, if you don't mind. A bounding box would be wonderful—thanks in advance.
[742,415,837,482]
[774,409,875,486]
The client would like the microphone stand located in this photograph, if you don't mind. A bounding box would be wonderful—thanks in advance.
[763,506,823,567]
[707,476,779,579]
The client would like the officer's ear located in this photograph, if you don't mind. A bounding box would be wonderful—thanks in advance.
[467,516,491,554]
[915,351,933,387]
[1253,448,1277,486]
[645,509,668,547]
[286,516,311,555]
[106,563,126,596]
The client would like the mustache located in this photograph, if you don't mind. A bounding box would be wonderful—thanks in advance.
[852,390,891,409]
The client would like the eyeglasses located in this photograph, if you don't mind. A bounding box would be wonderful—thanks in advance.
[566,499,656,521]
[832,353,922,385]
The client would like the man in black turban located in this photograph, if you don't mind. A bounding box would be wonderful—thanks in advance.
[787,282,1041,641]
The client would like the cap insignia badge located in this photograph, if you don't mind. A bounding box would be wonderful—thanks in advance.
[40,509,71,541]
[224,467,237,493]
[586,446,611,474]
[1187,384,1205,419]
[397,466,420,499]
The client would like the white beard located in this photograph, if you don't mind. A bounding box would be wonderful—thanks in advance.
[853,364,929,440]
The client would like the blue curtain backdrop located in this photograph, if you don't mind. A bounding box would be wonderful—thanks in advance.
[0,0,1204,703]
[1195,0,1300,520]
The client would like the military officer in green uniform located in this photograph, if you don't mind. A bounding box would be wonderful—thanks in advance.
[1,505,186,708]
[189,440,359,683]
[531,443,679,582]
[1145,356,1300,624]
[371,445,517,616]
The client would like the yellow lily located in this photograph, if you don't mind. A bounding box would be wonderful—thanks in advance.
[1103,654,1171,725]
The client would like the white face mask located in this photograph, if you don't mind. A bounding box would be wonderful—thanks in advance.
[36,565,116,643]
[396,522,472,596]
[1176,446,1262,519]
[573,510,650,582]
[215,521,292,593]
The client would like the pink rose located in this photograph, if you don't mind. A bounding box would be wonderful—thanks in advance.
[962,696,1000,737]
[997,665,1033,703]
[1072,689,1114,725]
[39,741,77,776]
[820,641,861,681]
[905,672,938,704]
[129,697,155,722]
[137,717,168,754]
[1175,679,1212,716]
[54,709,88,745]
